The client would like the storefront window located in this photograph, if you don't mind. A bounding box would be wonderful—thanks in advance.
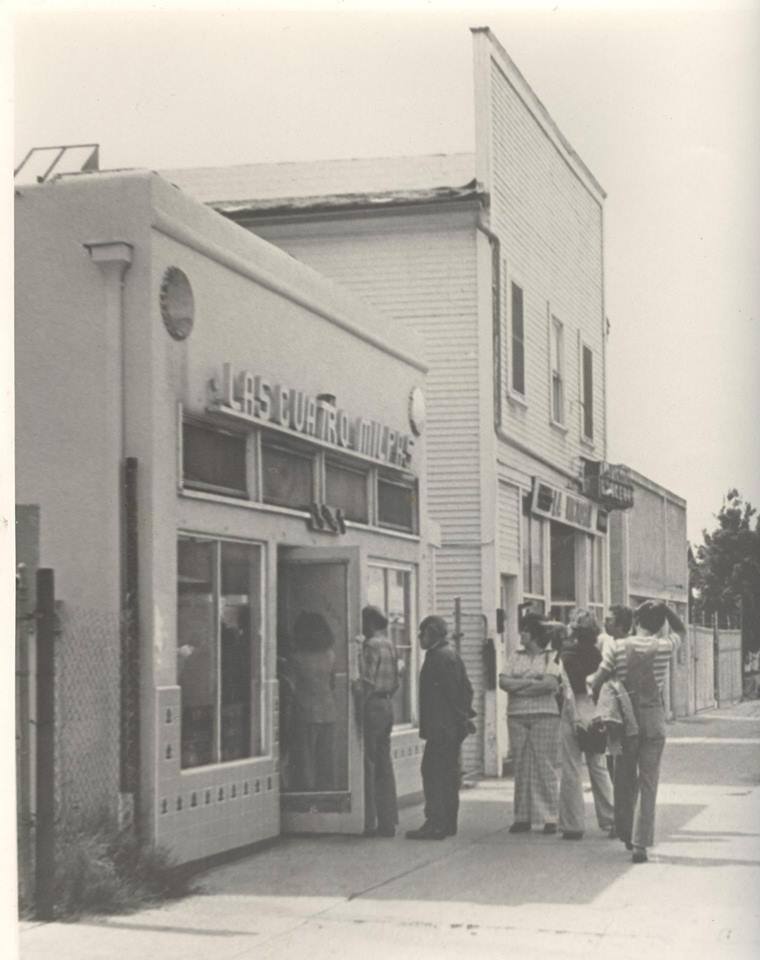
[377,474,416,532]
[367,564,415,724]
[325,458,369,523]
[261,440,314,510]
[550,522,576,623]
[521,497,546,614]
[588,535,604,623]
[177,537,263,768]
[521,505,545,596]
[183,420,247,496]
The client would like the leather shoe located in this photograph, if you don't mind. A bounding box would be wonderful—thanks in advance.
[561,831,583,840]
[377,827,395,838]
[405,824,446,840]
[543,823,558,835]
[632,847,648,863]
[509,821,531,834]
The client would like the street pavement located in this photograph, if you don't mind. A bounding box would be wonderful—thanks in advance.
[18,701,760,960]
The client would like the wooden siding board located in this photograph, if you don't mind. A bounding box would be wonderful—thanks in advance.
[252,222,483,554]
[490,58,605,470]
[498,481,520,575]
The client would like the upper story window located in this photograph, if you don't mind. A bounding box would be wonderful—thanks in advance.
[261,438,314,510]
[183,420,247,497]
[581,344,594,441]
[550,317,565,426]
[510,282,526,396]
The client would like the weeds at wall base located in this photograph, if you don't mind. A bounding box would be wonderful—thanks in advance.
[48,818,197,920]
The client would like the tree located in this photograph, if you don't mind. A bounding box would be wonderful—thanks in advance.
[690,489,760,651]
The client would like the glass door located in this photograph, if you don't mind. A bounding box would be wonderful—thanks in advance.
[277,545,365,834]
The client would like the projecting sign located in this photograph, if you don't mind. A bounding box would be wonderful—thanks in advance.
[531,478,598,533]
[209,362,414,469]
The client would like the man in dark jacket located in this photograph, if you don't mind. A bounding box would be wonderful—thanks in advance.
[406,615,475,840]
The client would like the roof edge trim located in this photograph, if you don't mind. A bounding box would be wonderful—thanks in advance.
[151,205,428,374]
[205,182,485,217]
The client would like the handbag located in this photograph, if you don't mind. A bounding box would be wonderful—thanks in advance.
[575,718,607,754]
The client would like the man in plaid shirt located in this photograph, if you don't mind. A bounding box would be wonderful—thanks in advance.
[360,605,399,837]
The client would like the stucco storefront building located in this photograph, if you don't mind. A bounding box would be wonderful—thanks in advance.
[15,170,432,863]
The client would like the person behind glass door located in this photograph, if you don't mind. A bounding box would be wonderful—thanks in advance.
[289,611,337,791]
[589,600,686,863]
[359,605,399,838]
[499,612,562,835]
[558,610,615,840]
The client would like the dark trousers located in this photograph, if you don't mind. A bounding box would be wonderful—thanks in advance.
[613,704,666,849]
[363,696,398,832]
[421,735,461,833]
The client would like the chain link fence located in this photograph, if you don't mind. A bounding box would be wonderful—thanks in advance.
[55,602,122,831]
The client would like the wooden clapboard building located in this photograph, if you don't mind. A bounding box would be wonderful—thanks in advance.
[165,27,636,775]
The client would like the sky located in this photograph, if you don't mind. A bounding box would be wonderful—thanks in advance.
[9,0,760,543]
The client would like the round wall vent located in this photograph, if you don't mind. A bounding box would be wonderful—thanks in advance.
[160,266,195,341]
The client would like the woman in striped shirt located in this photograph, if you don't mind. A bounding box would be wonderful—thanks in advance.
[589,600,686,863]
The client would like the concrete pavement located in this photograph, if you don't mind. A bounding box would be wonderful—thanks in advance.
[19,701,760,960]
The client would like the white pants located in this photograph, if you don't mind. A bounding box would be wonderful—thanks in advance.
[558,712,614,834]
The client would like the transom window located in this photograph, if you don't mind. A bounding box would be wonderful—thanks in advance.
[377,473,417,533]
[183,420,247,497]
[181,417,417,533]
[325,457,369,524]
[261,439,314,510]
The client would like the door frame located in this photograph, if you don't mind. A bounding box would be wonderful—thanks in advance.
[277,544,366,834]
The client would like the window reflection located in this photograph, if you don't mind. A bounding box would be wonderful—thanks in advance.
[177,538,262,769]
[367,565,414,724]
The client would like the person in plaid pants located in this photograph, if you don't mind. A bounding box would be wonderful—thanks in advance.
[499,613,562,834]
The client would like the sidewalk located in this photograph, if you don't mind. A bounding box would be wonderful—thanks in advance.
[19,704,760,960]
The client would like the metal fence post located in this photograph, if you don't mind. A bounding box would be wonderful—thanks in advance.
[122,459,140,795]
[35,568,56,920]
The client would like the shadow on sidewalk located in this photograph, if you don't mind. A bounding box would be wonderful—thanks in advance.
[195,797,705,907]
